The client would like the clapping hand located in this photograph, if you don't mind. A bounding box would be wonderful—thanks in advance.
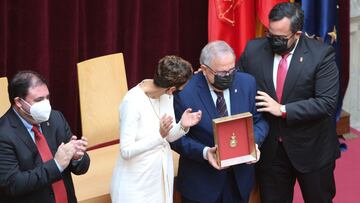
[159,114,173,138]
[70,135,88,160]
[54,141,76,170]
[180,108,202,128]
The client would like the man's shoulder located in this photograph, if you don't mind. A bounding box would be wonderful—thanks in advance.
[301,35,333,52]
[248,37,267,45]
[183,73,204,90]
[0,108,15,127]
[246,37,268,50]
[232,72,257,93]
[0,109,16,139]
[48,109,66,123]
[234,71,256,84]
[0,114,9,130]
[176,73,206,100]
[49,109,62,116]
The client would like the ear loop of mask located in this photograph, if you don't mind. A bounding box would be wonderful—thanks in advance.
[19,98,33,117]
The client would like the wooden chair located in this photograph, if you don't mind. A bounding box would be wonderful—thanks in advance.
[0,77,10,117]
[77,53,128,149]
[73,53,127,203]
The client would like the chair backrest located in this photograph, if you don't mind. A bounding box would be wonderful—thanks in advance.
[77,53,128,148]
[0,77,10,117]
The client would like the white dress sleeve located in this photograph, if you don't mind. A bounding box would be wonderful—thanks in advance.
[119,98,164,160]
[164,96,189,143]
[166,122,189,142]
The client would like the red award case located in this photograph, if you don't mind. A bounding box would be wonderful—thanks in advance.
[212,112,256,168]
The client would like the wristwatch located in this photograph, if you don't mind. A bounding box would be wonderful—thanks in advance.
[280,105,286,119]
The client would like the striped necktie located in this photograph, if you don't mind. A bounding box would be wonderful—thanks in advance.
[214,91,228,117]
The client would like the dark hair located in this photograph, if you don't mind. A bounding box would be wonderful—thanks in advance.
[269,2,304,33]
[153,55,193,89]
[8,70,48,104]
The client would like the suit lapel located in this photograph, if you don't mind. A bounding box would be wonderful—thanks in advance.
[7,109,38,154]
[40,121,51,140]
[229,83,240,115]
[261,44,277,100]
[197,74,218,119]
[282,36,308,103]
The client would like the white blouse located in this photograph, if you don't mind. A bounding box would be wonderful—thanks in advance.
[110,84,187,203]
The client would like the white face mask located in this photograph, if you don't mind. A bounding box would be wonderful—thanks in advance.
[21,99,52,123]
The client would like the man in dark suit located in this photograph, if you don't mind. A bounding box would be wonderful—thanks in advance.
[171,41,269,203]
[0,71,90,203]
[237,3,340,203]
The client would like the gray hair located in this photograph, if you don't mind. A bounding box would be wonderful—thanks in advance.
[199,40,235,67]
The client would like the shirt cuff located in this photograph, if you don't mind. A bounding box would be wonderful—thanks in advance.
[203,146,210,160]
[54,159,64,172]
[280,105,287,119]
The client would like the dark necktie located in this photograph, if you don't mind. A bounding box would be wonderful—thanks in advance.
[32,125,68,203]
[276,53,291,103]
[214,91,228,117]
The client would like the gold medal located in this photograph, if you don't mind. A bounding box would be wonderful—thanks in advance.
[230,133,237,148]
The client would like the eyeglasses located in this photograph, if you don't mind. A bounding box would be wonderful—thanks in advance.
[203,64,236,77]
[265,30,295,39]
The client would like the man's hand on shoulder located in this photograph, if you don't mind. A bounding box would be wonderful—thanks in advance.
[255,91,282,117]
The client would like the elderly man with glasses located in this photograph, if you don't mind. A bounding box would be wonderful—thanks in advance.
[170,40,269,203]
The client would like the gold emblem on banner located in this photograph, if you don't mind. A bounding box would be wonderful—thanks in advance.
[215,0,242,26]
[230,133,237,147]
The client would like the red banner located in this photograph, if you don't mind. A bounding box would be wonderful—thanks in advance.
[208,0,256,58]
[256,0,289,28]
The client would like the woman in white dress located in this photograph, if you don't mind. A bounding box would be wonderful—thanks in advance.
[111,55,202,203]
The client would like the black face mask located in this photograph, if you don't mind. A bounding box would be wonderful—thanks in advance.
[212,72,235,90]
[267,35,296,55]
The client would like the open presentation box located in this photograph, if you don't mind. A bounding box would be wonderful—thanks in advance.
[212,112,256,168]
